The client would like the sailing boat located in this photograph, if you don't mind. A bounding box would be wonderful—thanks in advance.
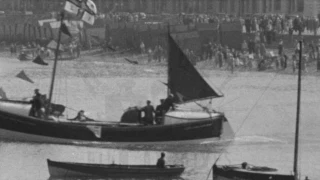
[212,41,306,180]
[0,12,232,144]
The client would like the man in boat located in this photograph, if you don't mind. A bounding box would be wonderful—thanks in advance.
[68,110,94,122]
[162,94,175,113]
[29,89,43,118]
[155,99,165,125]
[156,152,166,168]
[141,100,155,125]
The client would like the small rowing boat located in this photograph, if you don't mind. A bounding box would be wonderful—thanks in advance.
[47,159,185,178]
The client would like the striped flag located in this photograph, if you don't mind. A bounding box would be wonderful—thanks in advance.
[64,0,81,15]
[64,0,97,25]
[82,11,95,25]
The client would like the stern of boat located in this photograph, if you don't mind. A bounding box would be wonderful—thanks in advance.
[164,110,234,140]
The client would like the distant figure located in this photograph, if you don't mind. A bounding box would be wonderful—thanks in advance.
[241,162,248,169]
[10,43,14,56]
[140,41,145,54]
[141,100,155,125]
[155,99,165,125]
[76,44,81,58]
[156,152,166,168]
[29,89,43,118]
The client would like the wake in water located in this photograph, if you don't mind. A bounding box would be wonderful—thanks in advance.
[232,135,287,145]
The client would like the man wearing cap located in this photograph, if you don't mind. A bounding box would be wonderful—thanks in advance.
[155,99,165,125]
[68,110,89,121]
[156,152,166,168]
[141,100,155,125]
[29,89,43,118]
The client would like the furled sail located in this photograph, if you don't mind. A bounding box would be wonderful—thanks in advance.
[167,34,222,103]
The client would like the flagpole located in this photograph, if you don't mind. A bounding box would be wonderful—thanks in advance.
[167,23,170,97]
[47,11,64,116]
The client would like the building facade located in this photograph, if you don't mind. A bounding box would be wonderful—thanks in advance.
[0,0,303,16]
[304,0,320,17]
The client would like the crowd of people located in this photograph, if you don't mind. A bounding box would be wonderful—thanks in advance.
[122,12,320,73]
[8,39,82,60]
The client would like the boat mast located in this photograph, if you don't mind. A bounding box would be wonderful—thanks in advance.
[47,12,65,115]
[167,23,170,97]
[293,41,302,180]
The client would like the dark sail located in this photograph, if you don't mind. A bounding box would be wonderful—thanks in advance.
[168,34,222,103]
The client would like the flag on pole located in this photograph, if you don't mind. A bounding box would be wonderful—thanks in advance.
[33,55,48,66]
[16,70,34,84]
[0,87,8,100]
[81,11,95,25]
[47,40,64,51]
[85,0,97,15]
[124,58,138,65]
[64,0,97,25]
[61,23,72,37]
[64,0,81,15]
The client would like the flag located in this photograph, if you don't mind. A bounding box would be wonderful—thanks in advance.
[64,0,80,15]
[38,18,56,26]
[124,58,138,65]
[61,23,72,37]
[49,21,61,29]
[33,55,48,66]
[64,0,97,25]
[0,87,8,100]
[106,46,116,51]
[16,70,34,84]
[85,0,97,15]
[67,21,82,34]
[47,40,64,51]
[82,11,95,25]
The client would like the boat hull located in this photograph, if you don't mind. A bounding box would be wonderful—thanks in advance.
[47,159,185,178]
[0,100,233,144]
[212,165,295,180]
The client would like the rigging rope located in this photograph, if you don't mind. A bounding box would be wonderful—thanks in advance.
[214,68,282,165]
[205,166,213,180]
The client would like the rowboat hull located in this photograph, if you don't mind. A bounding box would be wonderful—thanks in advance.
[47,159,185,178]
[212,164,295,180]
[0,100,233,145]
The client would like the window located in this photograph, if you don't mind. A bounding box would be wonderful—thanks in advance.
[161,0,167,12]
[263,0,267,13]
[252,0,257,13]
[219,0,224,13]
[269,0,272,12]
[274,0,281,11]
[141,0,147,11]
[297,0,303,12]
[207,0,213,12]
[230,0,235,12]
[195,0,200,13]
